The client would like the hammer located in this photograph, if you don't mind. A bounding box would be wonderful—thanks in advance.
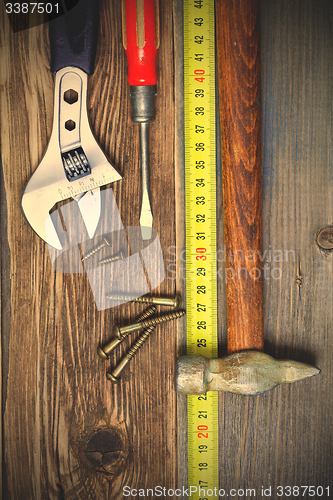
[176,0,320,396]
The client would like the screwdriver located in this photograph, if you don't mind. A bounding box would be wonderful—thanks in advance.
[122,0,160,240]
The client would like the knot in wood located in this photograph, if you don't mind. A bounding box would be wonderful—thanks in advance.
[317,227,333,250]
[85,429,126,475]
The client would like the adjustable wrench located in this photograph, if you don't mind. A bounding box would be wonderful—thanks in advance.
[21,0,122,250]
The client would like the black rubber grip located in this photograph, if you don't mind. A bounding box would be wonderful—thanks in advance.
[49,0,100,75]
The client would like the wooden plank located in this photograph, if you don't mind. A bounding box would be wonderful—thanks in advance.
[175,0,333,494]
[2,0,333,496]
[259,0,333,488]
[217,0,333,492]
[0,158,5,500]
[0,1,178,498]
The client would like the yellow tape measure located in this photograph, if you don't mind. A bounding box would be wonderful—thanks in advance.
[184,0,219,498]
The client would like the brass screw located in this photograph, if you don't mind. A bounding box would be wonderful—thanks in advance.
[81,237,110,261]
[134,294,182,309]
[97,306,156,359]
[112,310,185,339]
[106,325,155,383]
[106,293,182,309]
[99,251,124,265]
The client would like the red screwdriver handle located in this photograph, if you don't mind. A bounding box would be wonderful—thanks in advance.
[122,0,160,86]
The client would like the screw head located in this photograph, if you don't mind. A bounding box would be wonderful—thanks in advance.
[106,372,119,383]
[174,294,182,309]
[97,347,108,360]
[113,325,122,339]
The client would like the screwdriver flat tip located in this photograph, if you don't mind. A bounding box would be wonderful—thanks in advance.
[139,122,153,240]
[140,209,153,240]
[141,226,152,241]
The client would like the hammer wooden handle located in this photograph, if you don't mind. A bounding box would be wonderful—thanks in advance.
[216,0,263,354]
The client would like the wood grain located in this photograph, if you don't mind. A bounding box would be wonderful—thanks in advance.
[216,0,333,493]
[216,0,264,354]
[176,0,333,494]
[0,1,178,498]
[1,0,333,498]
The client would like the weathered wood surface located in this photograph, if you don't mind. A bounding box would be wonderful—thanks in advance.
[0,0,179,498]
[176,0,333,496]
[1,0,333,499]
[221,0,333,493]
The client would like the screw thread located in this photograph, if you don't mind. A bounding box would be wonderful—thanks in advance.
[105,294,181,309]
[140,309,185,329]
[106,293,136,301]
[99,251,124,265]
[107,310,186,381]
[137,305,156,322]
[134,296,155,305]
[82,237,109,261]
[114,309,185,339]
[98,306,156,359]
[126,326,155,360]
[133,296,181,308]
[107,325,156,382]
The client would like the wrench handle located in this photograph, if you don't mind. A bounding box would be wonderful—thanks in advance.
[122,0,160,86]
[49,0,100,74]
[216,0,264,354]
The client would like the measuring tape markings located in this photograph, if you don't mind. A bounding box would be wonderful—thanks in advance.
[184,0,218,498]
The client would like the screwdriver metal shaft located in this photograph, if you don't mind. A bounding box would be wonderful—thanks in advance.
[139,122,153,239]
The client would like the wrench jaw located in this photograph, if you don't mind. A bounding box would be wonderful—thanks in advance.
[21,197,63,250]
[73,188,101,240]
[21,143,65,250]
[21,67,122,250]
[21,151,121,250]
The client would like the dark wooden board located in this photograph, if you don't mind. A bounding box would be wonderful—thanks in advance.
[0,1,180,498]
[176,0,333,496]
[1,0,333,498]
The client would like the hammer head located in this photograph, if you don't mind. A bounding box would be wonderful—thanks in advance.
[176,351,320,396]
